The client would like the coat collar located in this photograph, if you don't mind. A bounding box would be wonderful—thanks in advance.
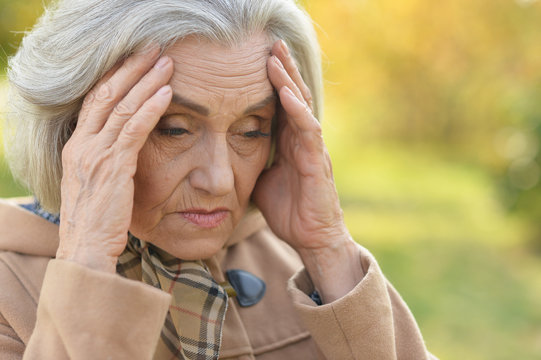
[0,197,267,257]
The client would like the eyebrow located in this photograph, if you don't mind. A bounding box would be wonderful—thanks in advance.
[170,92,277,117]
[242,93,277,115]
[171,93,210,116]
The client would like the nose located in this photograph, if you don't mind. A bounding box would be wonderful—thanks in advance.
[188,136,234,197]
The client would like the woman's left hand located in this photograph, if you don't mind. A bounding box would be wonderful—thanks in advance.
[252,41,362,303]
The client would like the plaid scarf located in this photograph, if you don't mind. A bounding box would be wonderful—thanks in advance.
[117,234,228,360]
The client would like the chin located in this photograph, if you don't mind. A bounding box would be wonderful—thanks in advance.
[147,235,228,260]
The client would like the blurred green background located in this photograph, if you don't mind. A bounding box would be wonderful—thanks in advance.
[2,0,541,358]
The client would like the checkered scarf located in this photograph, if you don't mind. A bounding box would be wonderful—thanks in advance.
[117,234,228,360]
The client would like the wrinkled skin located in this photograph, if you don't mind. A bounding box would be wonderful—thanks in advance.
[58,34,361,303]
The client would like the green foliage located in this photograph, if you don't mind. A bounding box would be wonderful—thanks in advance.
[325,141,541,359]
[373,240,541,360]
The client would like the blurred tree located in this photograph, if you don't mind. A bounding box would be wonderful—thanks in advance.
[305,0,541,242]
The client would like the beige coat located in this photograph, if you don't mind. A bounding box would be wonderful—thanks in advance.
[0,198,435,359]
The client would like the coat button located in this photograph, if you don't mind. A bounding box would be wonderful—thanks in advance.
[225,269,266,307]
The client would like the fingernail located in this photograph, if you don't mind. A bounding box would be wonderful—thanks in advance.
[154,56,170,69]
[158,85,171,96]
[280,40,289,56]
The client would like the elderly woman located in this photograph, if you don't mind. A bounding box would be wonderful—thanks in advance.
[0,0,434,359]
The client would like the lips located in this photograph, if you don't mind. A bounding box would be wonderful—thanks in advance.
[179,209,229,229]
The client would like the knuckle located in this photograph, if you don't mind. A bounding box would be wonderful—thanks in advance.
[113,101,135,119]
[307,99,314,111]
[95,82,116,103]
[304,90,313,105]
[303,103,313,117]
[122,120,146,139]
[60,138,121,187]
[82,89,96,107]
[77,106,88,123]
[125,55,150,74]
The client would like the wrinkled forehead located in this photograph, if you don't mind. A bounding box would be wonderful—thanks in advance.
[169,34,272,70]
[164,34,274,109]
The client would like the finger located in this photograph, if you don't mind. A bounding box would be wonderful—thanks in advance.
[77,62,122,131]
[79,46,161,134]
[271,40,313,110]
[115,85,172,156]
[270,108,288,164]
[99,55,174,143]
[279,86,321,134]
[267,55,305,106]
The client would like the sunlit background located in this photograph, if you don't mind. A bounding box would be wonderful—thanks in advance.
[2,0,541,358]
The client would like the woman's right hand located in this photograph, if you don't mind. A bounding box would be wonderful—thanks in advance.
[56,46,174,273]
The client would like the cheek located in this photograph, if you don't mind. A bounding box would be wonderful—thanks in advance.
[233,140,271,199]
[228,136,269,157]
[133,140,190,207]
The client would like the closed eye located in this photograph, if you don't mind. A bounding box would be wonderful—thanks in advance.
[159,128,189,136]
[244,130,271,138]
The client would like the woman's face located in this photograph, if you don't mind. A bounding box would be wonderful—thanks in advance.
[129,34,275,259]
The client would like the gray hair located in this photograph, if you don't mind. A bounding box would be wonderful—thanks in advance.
[4,0,323,212]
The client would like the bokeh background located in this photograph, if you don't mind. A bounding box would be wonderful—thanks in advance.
[2,0,541,358]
